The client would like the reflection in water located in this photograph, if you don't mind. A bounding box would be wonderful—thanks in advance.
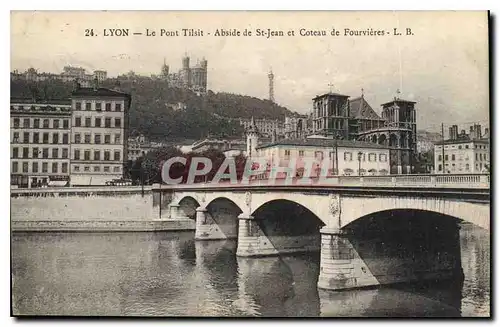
[11,224,489,317]
[460,223,490,317]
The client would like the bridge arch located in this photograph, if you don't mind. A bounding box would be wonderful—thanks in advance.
[204,197,244,239]
[178,196,200,220]
[250,199,325,254]
[339,196,489,231]
[252,199,325,234]
[250,193,332,226]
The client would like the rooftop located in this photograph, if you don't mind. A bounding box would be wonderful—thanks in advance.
[71,87,130,99]
[435,137,489,145]
[381,98,416,106]
[256,138,390,150]
[10,97,71,105]
[349,96,384,120]
[313,92,350,100]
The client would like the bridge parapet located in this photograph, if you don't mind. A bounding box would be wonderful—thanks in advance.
[156,174,490,190]
[11,185,153,198]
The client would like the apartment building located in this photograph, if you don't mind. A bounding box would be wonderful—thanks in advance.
[70,86,131,185]
[10,100,72,188]
[434,124,490,174]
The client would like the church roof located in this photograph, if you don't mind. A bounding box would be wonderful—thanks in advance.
[381,98,416,106]
[313,92,350,100]
[349,96,383,120]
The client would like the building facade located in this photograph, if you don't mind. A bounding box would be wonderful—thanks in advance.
[311,92,351,139]
[160,55,208,93]
[191,138,246,154]
[10,100,72,188]
[10,66,108,87]
[69,85,131,185]
[239,117,285,138]
[284,115,310,139]
[255,138,391,177]
[434,124,490,174]
[246,121,390,176]
[127,135,165,162]
[301,90,418,174]
[11,66,108,87]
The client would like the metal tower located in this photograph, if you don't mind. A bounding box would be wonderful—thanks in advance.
[268,68,274,103]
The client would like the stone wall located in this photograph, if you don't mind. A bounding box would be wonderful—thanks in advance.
[11,191,155,221]
[10,187,196,232]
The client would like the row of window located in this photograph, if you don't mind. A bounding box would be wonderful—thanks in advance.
[11,162,123,174]
[74,133,121,144]
[73,165,121,173]
[74,117,122,128]
[12,161,68,174]
[74,149,121,161]
[75,101,122,112]
[437,144,488,150]
[437,163,486,172]
[438,153,489,162]
[12,118,70,129]
[12,147,69,159]
[343,152,388,162]
[283,150,388,162]
[12,132,69,144]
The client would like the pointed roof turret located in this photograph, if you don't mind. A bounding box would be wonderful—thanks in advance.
[246,116,260,134]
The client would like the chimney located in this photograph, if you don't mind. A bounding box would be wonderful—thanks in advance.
[73,79,81,91]
[469,126,475,139]
[113,79,121,92]
[448,127,453,140]
[453,125,458,140]
[484,127,489,136]
[474,124,482,139]
[92,76,99,91]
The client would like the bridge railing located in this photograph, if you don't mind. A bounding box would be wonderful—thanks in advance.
[11,185,153,197]
[10,174,490,195]
[155,173,490,190]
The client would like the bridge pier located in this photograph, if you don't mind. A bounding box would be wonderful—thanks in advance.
[317,227,389,290]
[318,220,465,291]
[236,213,321,257]
[317,227,374,290]
[194,207,228,240]
[236,214,265,257]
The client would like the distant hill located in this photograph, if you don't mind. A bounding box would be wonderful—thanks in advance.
[10,77,296,141]
[417,130,442,143]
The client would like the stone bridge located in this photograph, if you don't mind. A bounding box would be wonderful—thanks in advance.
[10,174,490,291]
[156,174,490,291]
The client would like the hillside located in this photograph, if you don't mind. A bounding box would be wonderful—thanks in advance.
[10,77,295,141]
[417,130,442,143]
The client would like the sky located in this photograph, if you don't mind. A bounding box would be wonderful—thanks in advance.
[10,11,489,132]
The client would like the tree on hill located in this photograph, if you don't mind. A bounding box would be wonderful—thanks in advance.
[10,78,296,140]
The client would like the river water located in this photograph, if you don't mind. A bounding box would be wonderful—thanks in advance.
[11,223,490,317]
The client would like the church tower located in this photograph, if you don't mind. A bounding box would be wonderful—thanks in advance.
[246,117,260,158]
[161,58,169,79]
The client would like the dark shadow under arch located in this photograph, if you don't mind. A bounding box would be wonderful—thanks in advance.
[343,208,486,232]
[341,209,465,288]
[205,197,243,239]
[251,200,325,256]
[178,196,200,220]
[252,199,326,237]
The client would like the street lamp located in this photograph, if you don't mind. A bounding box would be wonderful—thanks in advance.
[357,151,363,176]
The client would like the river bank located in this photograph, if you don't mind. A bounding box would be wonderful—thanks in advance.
[10,219,195,232]
[10,186,195,232]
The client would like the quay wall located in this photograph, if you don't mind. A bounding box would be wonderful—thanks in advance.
[10,186,195,232]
